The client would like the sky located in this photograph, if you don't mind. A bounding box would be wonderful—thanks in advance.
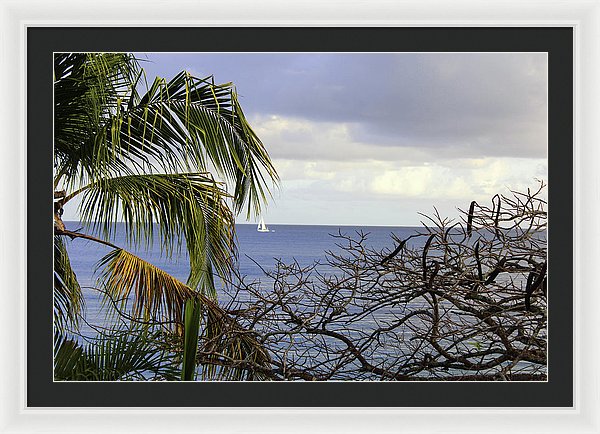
[63,52,548,227]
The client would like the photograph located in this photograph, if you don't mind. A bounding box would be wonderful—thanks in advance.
[53,51,548,382]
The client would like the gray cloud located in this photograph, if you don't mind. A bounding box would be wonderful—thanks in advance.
[141,52,547,159]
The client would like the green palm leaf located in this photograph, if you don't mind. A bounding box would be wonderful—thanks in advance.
[55,55,279,218]
[54,53,141,189]
[78,173,235,293]
[181,296,202,381]
[54,325,179,381]
[111,72,278,217]
[53,235,83,332]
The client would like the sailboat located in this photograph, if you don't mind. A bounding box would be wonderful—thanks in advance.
[257,217,270,232]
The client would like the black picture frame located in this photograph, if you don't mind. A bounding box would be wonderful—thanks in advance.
[31,26,573,407]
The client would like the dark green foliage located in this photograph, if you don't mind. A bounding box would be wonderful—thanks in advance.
[53,236,83,332]
[54,325,179,381]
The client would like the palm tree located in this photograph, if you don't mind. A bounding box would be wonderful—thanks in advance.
[53,53,278,380]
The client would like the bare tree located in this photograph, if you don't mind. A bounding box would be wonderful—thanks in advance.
[197,183,547,381]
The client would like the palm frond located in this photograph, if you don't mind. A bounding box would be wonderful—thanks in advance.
[181,296,202,381]
[54,235,84,332]
[79,173,235,293]
[53,335,87,380]
[94,248,272,380]
[81,246,276,381]
[55,58,279,217]
[96,248,195,326]
[54,325,179,381]
[54,53,140,189]
[113,72,279,217]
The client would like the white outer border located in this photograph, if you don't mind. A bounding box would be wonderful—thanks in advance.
[1,1,598,433]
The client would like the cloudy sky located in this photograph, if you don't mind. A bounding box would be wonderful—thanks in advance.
[66,52,548,227]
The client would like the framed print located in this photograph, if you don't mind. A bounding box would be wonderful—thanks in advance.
[1,1,599,433]
[34,26,567,403]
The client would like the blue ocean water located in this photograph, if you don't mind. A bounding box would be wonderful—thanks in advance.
[64,222,422,335]
[62,222,545,379]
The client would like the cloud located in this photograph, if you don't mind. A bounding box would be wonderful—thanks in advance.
[252,113,546,165]
[370,167,438,197]
[272,157,546,202]
[143,52,547,160]
[255,157,546,226]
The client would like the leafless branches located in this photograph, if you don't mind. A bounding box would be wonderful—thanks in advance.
[203,183,548,381]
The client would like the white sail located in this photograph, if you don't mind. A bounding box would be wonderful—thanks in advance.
[257,217,269,232]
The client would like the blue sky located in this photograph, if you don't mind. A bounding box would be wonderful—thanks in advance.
[63,52,548,226]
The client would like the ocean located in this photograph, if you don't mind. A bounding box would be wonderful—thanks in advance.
[64,222,423,337]
[62,221,545,380]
